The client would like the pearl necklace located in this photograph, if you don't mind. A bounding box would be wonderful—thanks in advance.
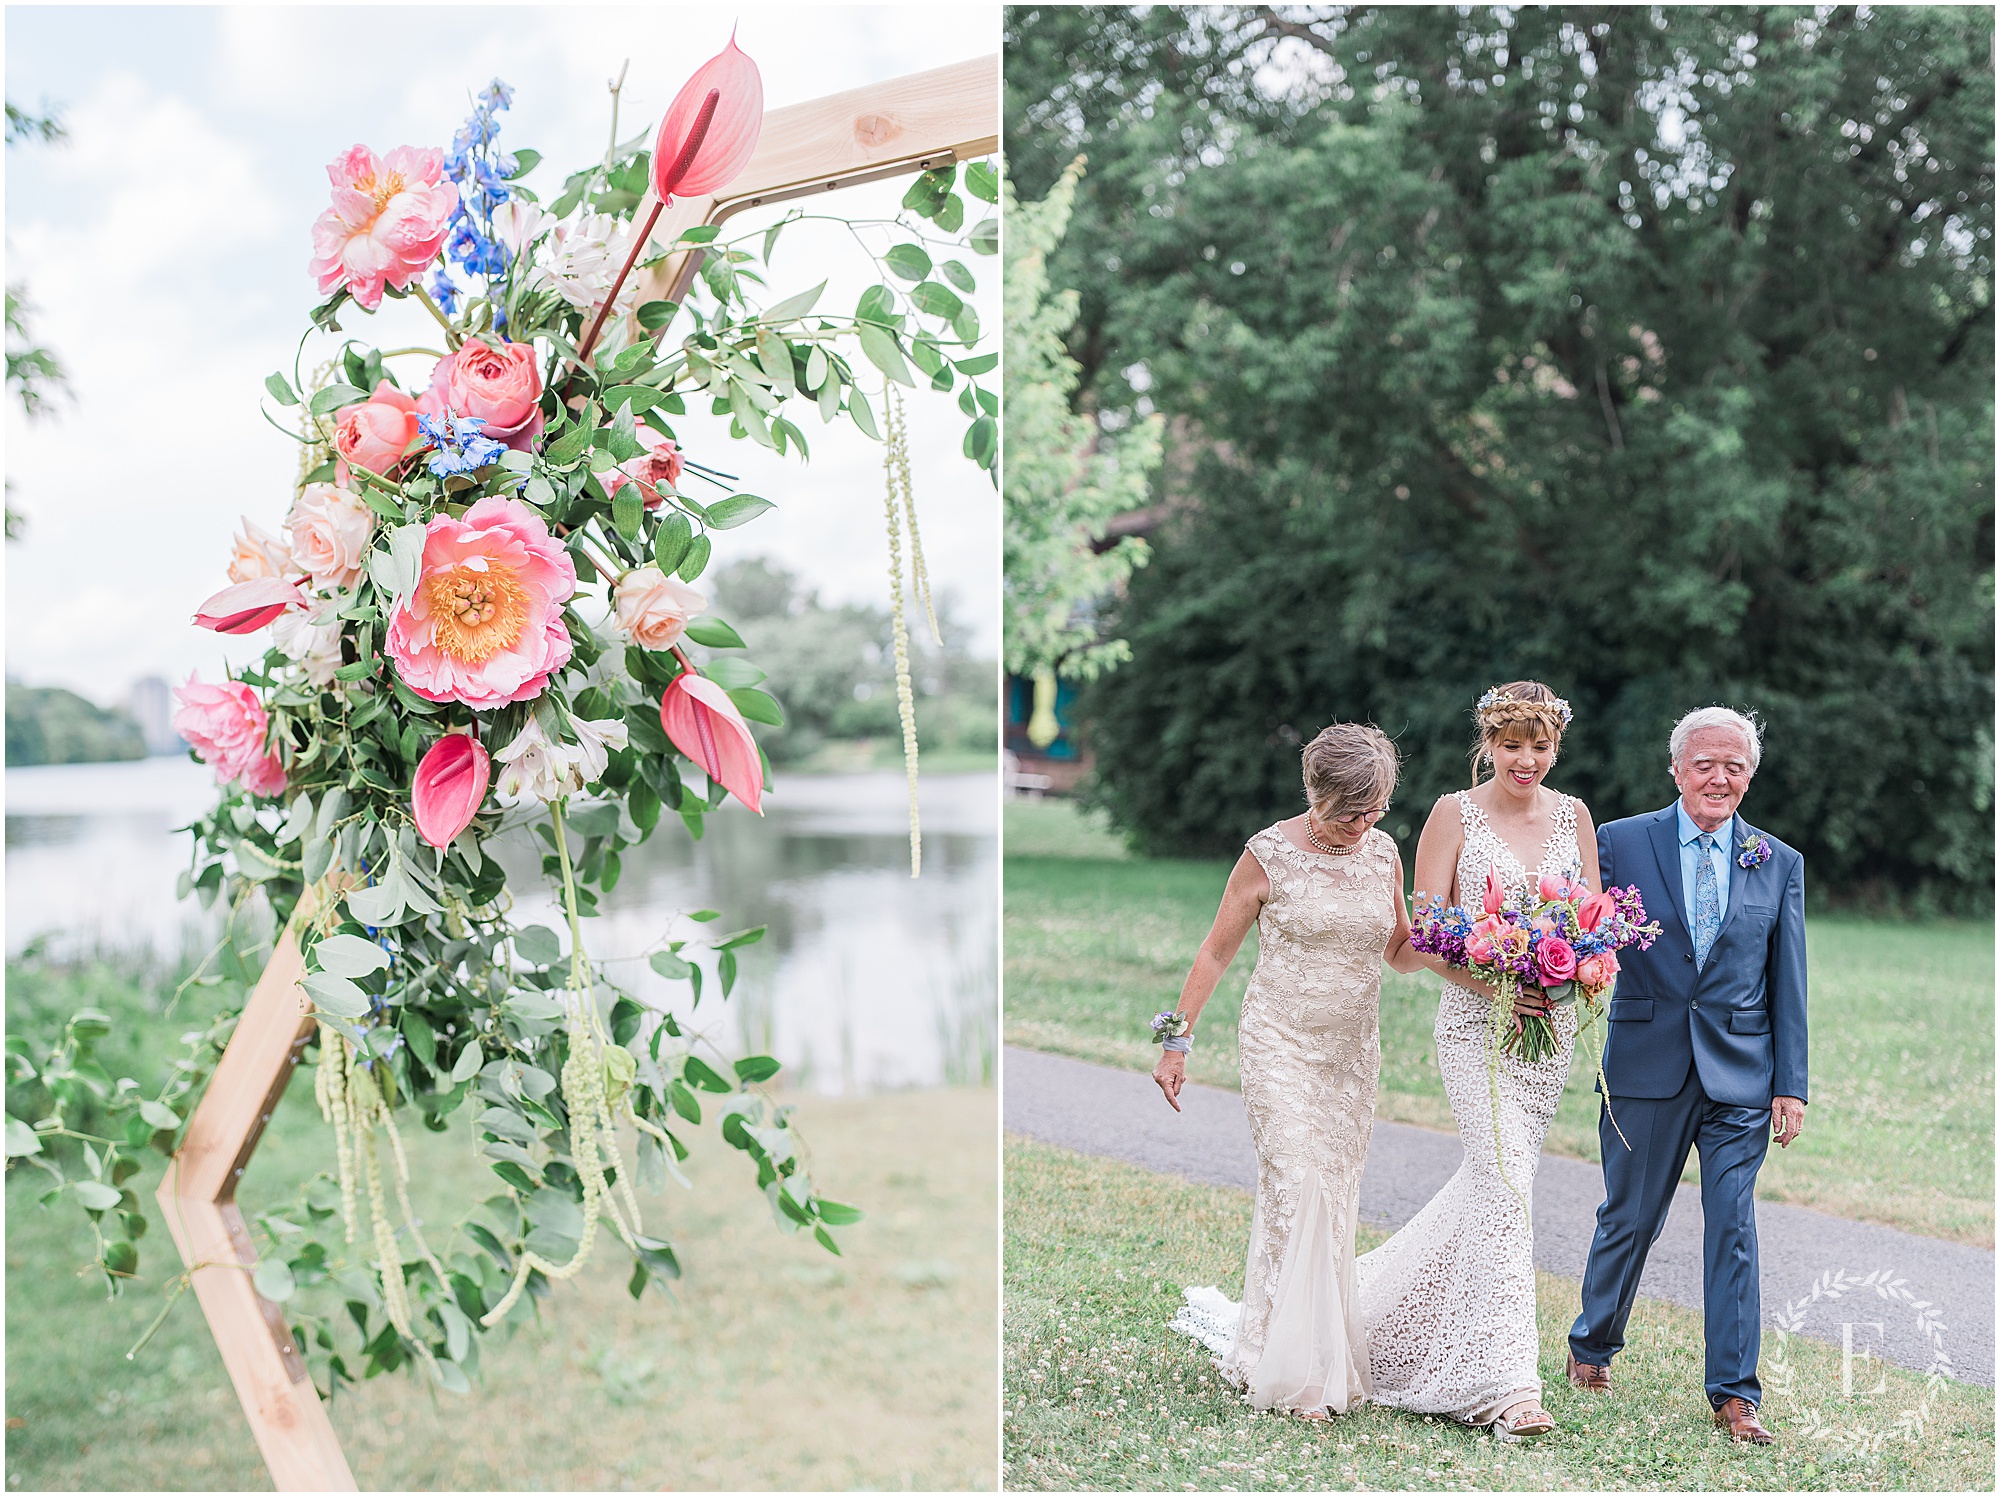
[1305,816,1360,856]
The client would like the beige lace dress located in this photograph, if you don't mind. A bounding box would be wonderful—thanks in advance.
[1352,790,1583,1426]
[1170,823,1399,1414]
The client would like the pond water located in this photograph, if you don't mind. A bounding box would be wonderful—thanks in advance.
[5,758,997,1095]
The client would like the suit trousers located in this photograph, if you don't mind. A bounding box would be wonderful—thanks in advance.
[1568,1064,1771,1407]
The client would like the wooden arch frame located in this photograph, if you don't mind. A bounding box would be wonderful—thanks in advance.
[155,55,999,1492]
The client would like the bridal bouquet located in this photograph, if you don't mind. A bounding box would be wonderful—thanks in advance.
[7,41,996,1398]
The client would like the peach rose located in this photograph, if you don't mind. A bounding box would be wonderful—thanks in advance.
[1576,952,1620,990]
[226,517,295,584]
[287,482,374,592]
[172,674,286,797]
[613,566,707,651]
[605,424,685,509]
[335,380,421,481]
[418,337,545,452]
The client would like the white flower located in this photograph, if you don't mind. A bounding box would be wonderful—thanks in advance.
[531,212,643,318]
[490,200,551,259]
[272,596,344,687]
[494,714,631,803]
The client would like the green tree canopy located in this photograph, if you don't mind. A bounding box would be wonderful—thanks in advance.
[1006,5,1993,908]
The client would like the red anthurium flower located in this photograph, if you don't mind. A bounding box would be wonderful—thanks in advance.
[652,35,764,202]
[194,577,306,634]
[660,670,763,814]
[412,732,490,848]
[1483,862,1506,915]
[1577,891,1617,932]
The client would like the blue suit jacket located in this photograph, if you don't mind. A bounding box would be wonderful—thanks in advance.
[1597,805,1809,1107]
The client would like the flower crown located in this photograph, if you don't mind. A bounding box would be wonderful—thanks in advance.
[1476,687,1574,729]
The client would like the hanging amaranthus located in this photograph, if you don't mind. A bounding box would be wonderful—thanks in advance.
[881,386,928,877]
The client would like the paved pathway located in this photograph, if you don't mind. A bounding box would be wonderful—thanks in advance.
[1005,1047,1992,1387]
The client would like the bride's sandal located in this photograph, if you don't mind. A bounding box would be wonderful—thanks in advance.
[1492,1404,1555,1443]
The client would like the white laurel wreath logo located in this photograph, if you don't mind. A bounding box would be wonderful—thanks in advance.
[1765,1268,1950,1457]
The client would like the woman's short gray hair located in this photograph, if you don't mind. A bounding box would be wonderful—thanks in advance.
[1301,723,1400,819]
[1669,706,1763,773]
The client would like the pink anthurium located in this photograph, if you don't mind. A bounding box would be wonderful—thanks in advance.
[1482,862,1506,915]
[412,732,490,848]
[651,35,764,202]
[660,670,763,814]
[194,577,306,634]
[1577,891,1617,932]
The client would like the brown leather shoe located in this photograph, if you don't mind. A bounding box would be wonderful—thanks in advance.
[1713,1397,1776,1444]
[1566,1351,1611,1393]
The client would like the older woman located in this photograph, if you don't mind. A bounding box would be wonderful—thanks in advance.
[1159,723,1439,1418]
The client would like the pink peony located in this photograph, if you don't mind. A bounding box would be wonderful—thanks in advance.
[1576,952,1620,990]
[412,733,490,848]
[173,674,286,796]
[613,565,706,651]
[652,36,764,202]
[385,496,575,708]
[1537,934,1578,985]
[335,381,422,482]
[660,670,762,813]
[226,517,295,584]
[307,145,457,312]
[287,482,374,593]
[418,338,545,452]
[605,424,685,509]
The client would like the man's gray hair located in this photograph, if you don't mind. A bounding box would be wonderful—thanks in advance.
[1669,706,1763,773]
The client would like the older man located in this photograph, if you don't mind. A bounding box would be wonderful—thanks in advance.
[1566,707,1808,1445]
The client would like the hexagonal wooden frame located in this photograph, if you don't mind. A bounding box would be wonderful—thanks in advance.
[155,54,999,1492]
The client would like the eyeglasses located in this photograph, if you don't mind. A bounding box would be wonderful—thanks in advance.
[1330,803,1392,826]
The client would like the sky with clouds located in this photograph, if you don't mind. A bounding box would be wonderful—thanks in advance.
[4,4,1000,706]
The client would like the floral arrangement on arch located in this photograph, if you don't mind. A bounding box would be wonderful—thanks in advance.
[4,42,998,1396]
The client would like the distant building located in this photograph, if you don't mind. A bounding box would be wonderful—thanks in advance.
[125,676,185,756]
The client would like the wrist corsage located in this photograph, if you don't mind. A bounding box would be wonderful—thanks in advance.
[1737,833,1773,869]
[1152,1010,1192,1053]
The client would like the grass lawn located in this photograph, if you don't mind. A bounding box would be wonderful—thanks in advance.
[1003,1137,1996,1493]
[6,954,997,1492]
[1004,800,1995,1246]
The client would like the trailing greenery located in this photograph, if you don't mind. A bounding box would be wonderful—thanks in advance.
[1005,6,1993,908]
[1004,799,1994,1245]
[1004,1137,1996,1492]
[5,684,148,766]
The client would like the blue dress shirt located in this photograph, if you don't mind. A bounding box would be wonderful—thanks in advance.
[1676,800,1732,924]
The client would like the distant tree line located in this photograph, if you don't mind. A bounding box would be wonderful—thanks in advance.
[1005,5,1993,910]
[6,687,146,767]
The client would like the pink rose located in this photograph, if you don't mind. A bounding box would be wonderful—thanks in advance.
[605,424,685,509]
[613,565,707,651]
[226,517,294,584]
[1576,952,1620,990]
[385,496,575,708]
[287,482,374,593]
[1538,870,1575,903]
[307,144,457,312]
[172,674,285,797]
[418,338,545,452]
[1537,934,1578,985]
[1465,933,1498,965]
[335,381,421,482]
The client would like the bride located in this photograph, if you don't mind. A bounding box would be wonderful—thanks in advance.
[1353,680,1600,1441]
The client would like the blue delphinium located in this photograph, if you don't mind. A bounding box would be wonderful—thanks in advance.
[419,410,506,478]
[434,78,518,316]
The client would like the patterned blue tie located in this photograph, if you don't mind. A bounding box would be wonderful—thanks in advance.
[1692,833,1722,971]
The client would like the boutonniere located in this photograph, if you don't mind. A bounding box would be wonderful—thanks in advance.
[1737,832,1773,869]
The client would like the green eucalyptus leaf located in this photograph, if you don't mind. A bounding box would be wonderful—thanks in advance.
[705,494,775,530]
[265,372,300,407]
[883,244,932,282]
[681,617,745,649]
[308,382,370,416]
[314,933,391,978]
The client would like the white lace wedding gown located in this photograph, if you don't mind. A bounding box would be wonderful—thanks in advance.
[1169,823,1398,1414]
[1351,790,1582,1426]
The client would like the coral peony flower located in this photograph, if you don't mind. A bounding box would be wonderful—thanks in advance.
[335,381,422,482]
[1576,891,1616,932]
[418,337,545,452]
[1537,934,1578,985]
[1482,862,1506,915]
[652,36,764,202]
[412,733,490,847]
[605,425,685,509]
[195,576,306,634]
[660,670,762,813]
[385,496,575,708]
[612,565,706,651]
[308,145,458,311]
[1576,952,1619,990]
[287,482,375,593]
[226,517,295,584]
[172,674,286,796]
